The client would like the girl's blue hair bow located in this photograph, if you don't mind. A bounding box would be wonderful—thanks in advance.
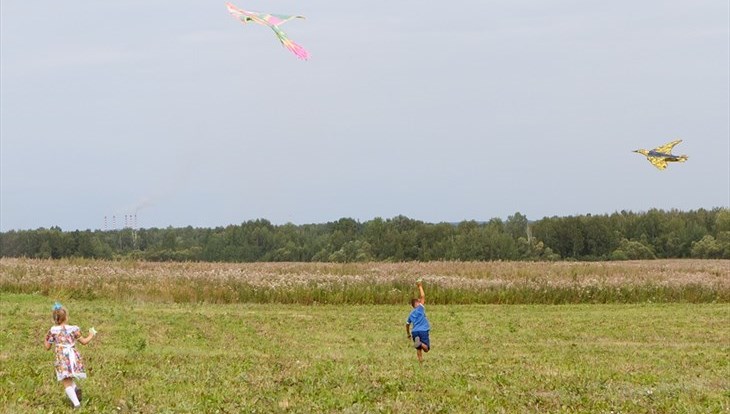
[53,302,62,311]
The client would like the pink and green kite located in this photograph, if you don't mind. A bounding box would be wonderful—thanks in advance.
[226,3,310,60]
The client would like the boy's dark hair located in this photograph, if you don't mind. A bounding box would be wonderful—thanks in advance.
[410,298,419,307]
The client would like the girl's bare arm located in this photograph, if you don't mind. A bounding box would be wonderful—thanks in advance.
[77,333,94,345]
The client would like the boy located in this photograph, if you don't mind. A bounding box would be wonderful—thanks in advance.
[405,279,431,363]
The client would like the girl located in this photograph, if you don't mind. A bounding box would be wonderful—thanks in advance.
[44,302,96,408]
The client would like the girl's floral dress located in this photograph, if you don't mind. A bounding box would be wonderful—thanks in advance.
[46,325,87,381]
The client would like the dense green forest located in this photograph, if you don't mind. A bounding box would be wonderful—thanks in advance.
[1,208,728,262]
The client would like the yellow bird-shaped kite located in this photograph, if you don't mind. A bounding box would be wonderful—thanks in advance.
[633,139,688,170]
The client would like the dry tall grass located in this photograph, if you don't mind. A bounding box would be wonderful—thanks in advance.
[1,258,727,304]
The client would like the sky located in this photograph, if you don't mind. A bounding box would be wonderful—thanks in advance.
[1,0,728,231]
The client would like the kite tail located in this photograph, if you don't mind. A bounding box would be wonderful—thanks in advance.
[273,27,309,60]
[678,155,688,162]
[283,39,310,60]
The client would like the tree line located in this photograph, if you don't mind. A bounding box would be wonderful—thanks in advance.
[1,208,728,262]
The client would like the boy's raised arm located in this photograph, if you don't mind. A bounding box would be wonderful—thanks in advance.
[418,281,425,305]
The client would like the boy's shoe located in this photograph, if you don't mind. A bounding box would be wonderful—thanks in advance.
[413,336,422,349]
[75,388,82,403]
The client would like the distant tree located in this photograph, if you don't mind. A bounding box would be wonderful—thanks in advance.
[419,222,454,260]
[451,220,483,260]
[517,237,560,261]
[579,215,617,259]
[328,240,372,262]
[328,218,361,253]
[505,212,529,240]
[715,210,730,259]
[611,239,656,260]
[690,235,725,259]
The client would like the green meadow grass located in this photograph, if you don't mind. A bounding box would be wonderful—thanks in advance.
[1,293,728,413]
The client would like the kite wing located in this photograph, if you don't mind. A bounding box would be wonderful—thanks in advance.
[646,157,668,170]
[653,139,682,154]
[226,3,303,26]
[265,13,306,26]
[226,3,256,21]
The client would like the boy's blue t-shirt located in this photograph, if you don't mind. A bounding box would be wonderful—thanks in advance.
[407,304,430,332]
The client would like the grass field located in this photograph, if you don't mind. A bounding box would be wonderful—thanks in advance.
[1,258,728,304]
[0,259,729,412]
[1,295,728,413]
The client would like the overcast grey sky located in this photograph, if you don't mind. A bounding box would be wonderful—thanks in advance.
[1,0,728,231]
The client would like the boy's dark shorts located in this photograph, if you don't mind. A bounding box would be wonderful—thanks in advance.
[411,330,430,349]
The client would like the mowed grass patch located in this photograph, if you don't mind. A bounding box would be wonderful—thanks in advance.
[1,293,728,413]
